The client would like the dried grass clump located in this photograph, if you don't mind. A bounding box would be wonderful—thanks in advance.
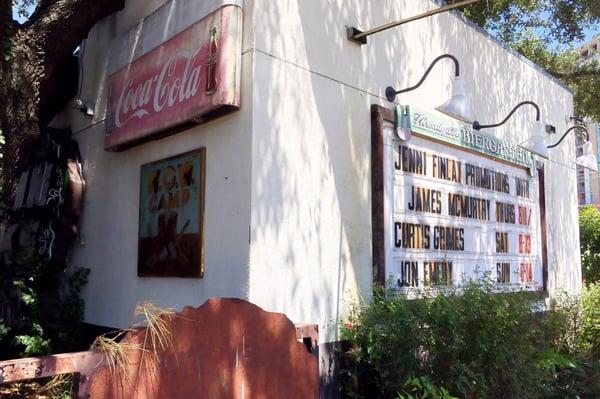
[37,373,73,398]
[0,374,73,399]
[90,301,175,378]
[134,301,175,354]
[91,333,142,375]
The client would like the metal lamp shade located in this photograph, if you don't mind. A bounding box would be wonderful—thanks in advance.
[520,121,549,159]
[435,77,474,124]
[576,141,599,172]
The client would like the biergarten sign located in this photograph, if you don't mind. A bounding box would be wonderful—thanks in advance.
[374,106,544,292]
[105,0,243,151]
[398,105,535,169]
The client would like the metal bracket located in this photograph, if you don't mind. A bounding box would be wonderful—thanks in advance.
[347,27,367,45]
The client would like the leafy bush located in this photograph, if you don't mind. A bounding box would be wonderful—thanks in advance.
[578,283,600,357]
[0,264,89,359]
[579,206,600,284]
[340,281,576,399]
[396,376,457,399]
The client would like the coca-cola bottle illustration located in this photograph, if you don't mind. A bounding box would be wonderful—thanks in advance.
[205,26,219,95]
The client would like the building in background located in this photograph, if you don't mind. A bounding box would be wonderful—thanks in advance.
[577,36,600,205]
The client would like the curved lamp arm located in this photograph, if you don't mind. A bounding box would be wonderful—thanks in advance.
[386,54,459,102]
[547,125,589,149]
[473,101,540,130]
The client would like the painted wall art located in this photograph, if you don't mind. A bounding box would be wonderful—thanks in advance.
[138,149,206,278]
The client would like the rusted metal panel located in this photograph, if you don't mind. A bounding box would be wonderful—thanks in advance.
[0,300,319,399]
[83,299,320,398]
[105,1,243,151]
[295,323,319,352]
[0,351,104,385]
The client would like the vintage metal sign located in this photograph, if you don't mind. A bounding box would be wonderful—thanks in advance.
[105,0,243,150]
[138,149,206,278]
[400,105,535,169]
[381,122,543,292]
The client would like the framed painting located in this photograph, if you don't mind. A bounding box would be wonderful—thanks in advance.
[138,148,206,278]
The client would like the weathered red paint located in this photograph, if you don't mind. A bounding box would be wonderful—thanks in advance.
[105,5,241,151]
[83,298,319,398]
[0,299,319,399]
[0,351,104,386]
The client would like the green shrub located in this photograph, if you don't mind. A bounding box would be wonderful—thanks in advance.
[579,283,600,357]
[340,281,568,399]
[579,206,600,284]
[396,376,458,399]
[0,264,89,359]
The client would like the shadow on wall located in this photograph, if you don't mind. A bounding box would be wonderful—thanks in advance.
[249,0,385,343]
[84,298,319,398]
[249,0,579,350]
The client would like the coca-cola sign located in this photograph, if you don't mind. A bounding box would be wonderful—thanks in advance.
[105,2,242,151]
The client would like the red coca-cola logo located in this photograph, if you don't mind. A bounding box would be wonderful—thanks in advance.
[114,46,204,129]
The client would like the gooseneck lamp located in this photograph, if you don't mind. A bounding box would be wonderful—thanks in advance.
[548,126,598,172]
[386,54,474,126]
[472,101,551,159]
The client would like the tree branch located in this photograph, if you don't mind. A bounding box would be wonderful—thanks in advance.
[26,0,125,123]
[0,0,16,42]
[0,0,124,193]
[549,69,600,82]
[23,0,62,27]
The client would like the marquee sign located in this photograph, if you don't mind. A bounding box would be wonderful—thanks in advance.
[105,0,243,151]
[372,105,545,292]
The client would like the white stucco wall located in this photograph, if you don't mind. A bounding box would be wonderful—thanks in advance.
[63,0,256,328]
[247,0,581,343]
[61,0,581,338]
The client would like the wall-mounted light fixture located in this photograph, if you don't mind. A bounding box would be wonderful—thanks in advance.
[74,98,94,117]
[548,125,598,172]
[386,54,474,127]
[347,0,481,45]
[472,101,554,159]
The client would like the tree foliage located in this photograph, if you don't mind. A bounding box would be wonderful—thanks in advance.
[452,0,600,120]
[0,0,124,359]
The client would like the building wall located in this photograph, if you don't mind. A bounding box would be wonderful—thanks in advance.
[576,36,600,206]
[247,0,581,344]
[576,120,600,205]
[594,122,600,201]
[56,0,581,338]
[59,0,256,328]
